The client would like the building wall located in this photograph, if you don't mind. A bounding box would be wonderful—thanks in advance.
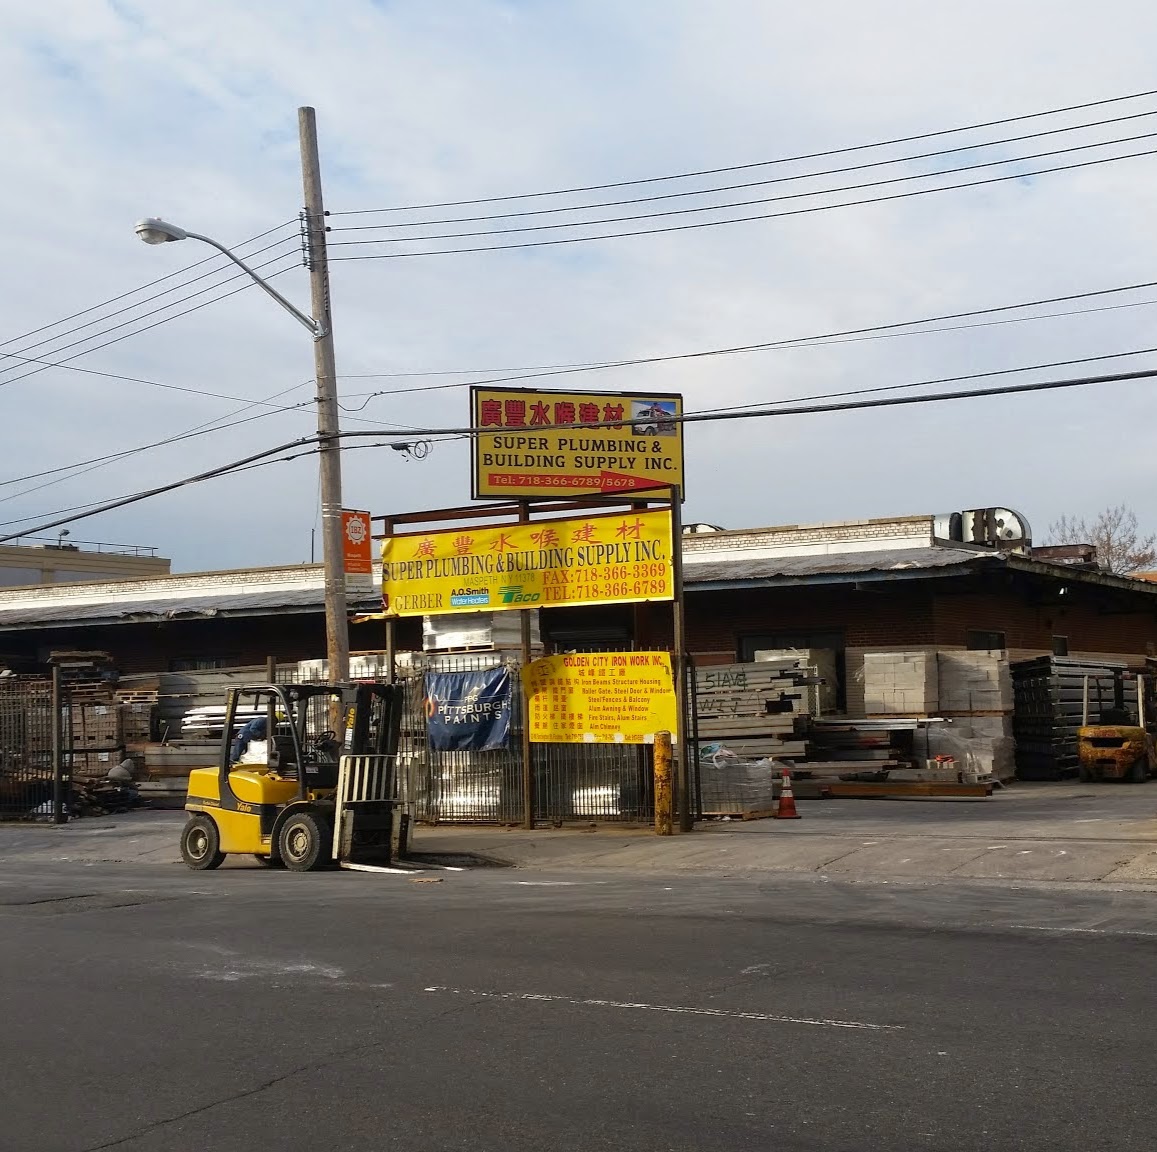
[0,544,170,585]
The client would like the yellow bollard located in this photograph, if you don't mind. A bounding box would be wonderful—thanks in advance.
[654,731,673,836]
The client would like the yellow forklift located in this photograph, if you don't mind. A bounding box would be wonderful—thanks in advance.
[1077,671,1156,783]
[179,681,405,871]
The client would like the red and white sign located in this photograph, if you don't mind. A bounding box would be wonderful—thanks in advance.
[342,510,374,593]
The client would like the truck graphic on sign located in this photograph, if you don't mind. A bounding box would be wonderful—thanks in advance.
[631,400,677,436]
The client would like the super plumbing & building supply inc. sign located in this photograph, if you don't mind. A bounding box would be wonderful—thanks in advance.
[380,508,674,617]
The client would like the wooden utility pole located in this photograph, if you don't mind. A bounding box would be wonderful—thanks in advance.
[299,106,350,685]
[653,731,673,835]
[670,494,693,831]
[518,503,535,830]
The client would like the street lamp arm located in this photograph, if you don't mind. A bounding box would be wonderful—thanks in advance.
[183,230,326,339]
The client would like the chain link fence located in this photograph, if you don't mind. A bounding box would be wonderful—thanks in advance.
[394,652,662,824]
[0,677,65,820]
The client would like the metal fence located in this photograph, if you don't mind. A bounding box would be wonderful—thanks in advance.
[395,652,660,825]
[0,677,64,820]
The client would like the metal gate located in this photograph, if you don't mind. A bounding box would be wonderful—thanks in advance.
[395,654,657,825]
[0,677,65,821]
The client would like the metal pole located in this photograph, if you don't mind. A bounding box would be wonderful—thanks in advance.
[670,493,692,831]
[299,106,350,686]
[654,731,673,835]
[51,664,65,825]
[383,518,397,685]
[519,503,535,830]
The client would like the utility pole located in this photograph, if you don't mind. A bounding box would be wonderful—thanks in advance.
[299,106,350,685]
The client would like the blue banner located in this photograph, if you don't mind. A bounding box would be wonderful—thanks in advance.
[424,667,513,751]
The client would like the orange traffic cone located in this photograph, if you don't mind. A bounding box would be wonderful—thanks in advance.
[775,766,801,819]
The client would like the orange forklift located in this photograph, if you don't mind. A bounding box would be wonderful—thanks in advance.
[1077,671,1156,783]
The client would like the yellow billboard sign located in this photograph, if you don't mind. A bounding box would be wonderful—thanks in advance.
[471,386,684,500]
[381,508,673,618]
[522,652,678,744]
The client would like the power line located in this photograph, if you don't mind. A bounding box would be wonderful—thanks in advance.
[332,87,1157,214]
[332,145,1157,260]
[0,221,297,353]
[335,277,1157,406]
[0,232,299,371]
[330,108,1157,232]
[10,358,1157,542]
[331,139,1157,253]
[0,249,302,391]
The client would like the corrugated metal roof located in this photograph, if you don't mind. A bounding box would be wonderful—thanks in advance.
[0,586,380,630]
[682,546,997,588]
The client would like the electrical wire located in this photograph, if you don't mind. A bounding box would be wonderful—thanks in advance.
[330,109,1157,233]
[334,276,1157,407]
[331,143,1157,258]
[0,249,302,391]
[332,87,1157,214]
[9,359,1157,543]
[0,219,297,352]
[0,231,299,371]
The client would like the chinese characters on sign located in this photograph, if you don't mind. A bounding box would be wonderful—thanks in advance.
[521,652,678,744]
[380,509,674,617]
[471,387,684,499]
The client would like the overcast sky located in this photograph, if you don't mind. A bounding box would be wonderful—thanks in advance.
[4,0,1157,571]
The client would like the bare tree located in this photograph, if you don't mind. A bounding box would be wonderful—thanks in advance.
[1047,505,1157,575]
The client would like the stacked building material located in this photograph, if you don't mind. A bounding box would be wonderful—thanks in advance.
[929,651,1016,781]
[695,659,814,815]
[808,719,918,772]
[862,651,938,716]
[1011,655,1134,779]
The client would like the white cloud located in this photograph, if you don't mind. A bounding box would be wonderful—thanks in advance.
[3,0,1157,568]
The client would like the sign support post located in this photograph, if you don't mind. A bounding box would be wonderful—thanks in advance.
[670,493,692,831]
[518,501,535,830]
[382,516,396,684]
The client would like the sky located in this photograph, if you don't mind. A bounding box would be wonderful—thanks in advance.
[4,0,1157,571]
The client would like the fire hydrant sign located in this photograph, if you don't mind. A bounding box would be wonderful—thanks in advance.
[471,386,684,499]
[522,652,678,744]
[381,509,673,617]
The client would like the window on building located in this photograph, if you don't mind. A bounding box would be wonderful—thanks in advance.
[1052,635,1069,657]
[966,630,1006,651]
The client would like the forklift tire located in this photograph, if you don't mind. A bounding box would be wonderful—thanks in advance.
[181,815,225,871]
[1078,763,1092,783]
[1128,757,1149,783]
[277,811,332,872]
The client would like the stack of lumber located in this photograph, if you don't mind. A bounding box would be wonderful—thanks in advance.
[807,718,917,775]
[695,659,815,816]
[694,659,813,759]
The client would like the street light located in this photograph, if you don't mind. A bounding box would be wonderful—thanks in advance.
[134,217,323,337]
[133,117,351,689]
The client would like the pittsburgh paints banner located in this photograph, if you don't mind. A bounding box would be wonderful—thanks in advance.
[424,668,512,751]
[381,508,674,617]
[522,652,678,744]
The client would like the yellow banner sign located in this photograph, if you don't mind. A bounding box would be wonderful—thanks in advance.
[381,508,673,617]
[522,652,678,744]
[471,387,684,499]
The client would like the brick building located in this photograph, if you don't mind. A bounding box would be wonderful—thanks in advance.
[0,513,1153,718]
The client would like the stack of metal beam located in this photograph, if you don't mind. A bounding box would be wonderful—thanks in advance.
[1011,656,1135,779]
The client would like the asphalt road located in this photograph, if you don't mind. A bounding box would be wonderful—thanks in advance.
[3,859,1157,1151]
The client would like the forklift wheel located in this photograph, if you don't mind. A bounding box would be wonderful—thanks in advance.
[181,815,225,871]
[277,811,332,872]
[1128,757,1149,783]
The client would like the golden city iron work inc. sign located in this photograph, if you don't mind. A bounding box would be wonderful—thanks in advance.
[522,652,678,744]
[380,508,674,617]
[470,386,684,500]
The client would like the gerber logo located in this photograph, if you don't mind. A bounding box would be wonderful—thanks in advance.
[498,585,541,604]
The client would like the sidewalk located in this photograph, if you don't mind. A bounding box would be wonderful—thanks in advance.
[412,782,1157,886]
[3,782,1157,886]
